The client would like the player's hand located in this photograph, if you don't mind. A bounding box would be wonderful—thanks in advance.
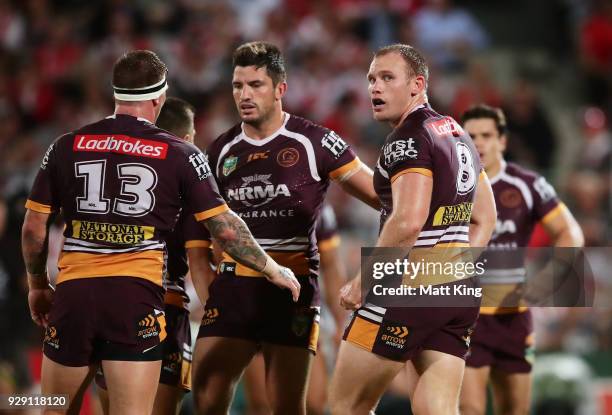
[262,258,301,302]
[28,287,54,328]
[340,277,362,310]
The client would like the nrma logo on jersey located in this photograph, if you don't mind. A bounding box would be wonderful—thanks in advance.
[493,219,517,238]
[74,135,168,159]
[226,174,291,208]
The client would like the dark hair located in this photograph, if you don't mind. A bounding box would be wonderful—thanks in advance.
[375,44,429,85]
[112,50,167,89]
[232,41,286,85]
[461,104,508,136]
[156,97,195,138]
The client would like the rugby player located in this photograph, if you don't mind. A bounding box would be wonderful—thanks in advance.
[192,41,380,415]
[329,44,497,415]
[459,104,584,415]
[21,50,299,415]
[241,203,349,415]
[95,97,211,415]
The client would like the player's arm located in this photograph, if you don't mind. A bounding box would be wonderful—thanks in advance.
[340,172,431,310]
[319,242,349,343]
[336,162,382,210]
[201,210,300,301]
[541,204,584,247]
[377,172,432,247]
[469,173,497,248]
[21,209,53,327]
[187,246,215,306]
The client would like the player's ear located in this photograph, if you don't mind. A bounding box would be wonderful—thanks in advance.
[276,81,287,100]
[411,75,426,97]
[500,134,508,152]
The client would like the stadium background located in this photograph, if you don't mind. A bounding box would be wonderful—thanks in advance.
[0,0,610,413]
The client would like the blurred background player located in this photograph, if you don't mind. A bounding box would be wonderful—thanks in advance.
[331,44,497,415]
[95,97,212,415]
[241,202,349,415]
[459,104,585,415]
[192,41,380,415]
[21,50,299,415]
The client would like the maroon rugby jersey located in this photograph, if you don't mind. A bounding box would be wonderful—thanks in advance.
[206,113,359,277]
[480,160,562,313]
[374,105,482,249]
[26,114,227,287]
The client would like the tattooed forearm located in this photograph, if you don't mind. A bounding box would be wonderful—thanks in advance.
[203,211,268,271]
[21,210,50,279]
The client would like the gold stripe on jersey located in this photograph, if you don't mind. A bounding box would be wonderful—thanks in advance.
[479,283,529,314]
[346,316,379,352]
[432,202,473,226]
[540,202,565,225]
[391,167,433,183]
[194,203,230,221]
[185,240,212,249]
[480,306,529,315]
[25,199,55,214]
[436,242,470,247]
[57,250,164,286]
[400,246,477,287]
[329,157,361,180]
[318,235,340,252]
[479,170,488,181]
[219,251,310,277]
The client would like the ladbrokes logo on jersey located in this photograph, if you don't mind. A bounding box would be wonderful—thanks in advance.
[428,117,463,137]
[72,220,154,244]
[433,202,473,226]
[74,135,168,159]
[226,174,291,208]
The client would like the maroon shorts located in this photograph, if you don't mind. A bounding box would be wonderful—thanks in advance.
[466,310,534,373]
[43,277,165,367]
[197,267,320,353]
[343,302,479,362]
[95,304,192,390]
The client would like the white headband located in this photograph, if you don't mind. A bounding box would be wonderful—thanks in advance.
[113,77,168,101]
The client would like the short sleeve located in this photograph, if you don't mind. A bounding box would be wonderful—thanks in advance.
[317,129,360,180]
[531,175,562,223]
[25,141,60,213]
[382,131,434,183]
[183,213,212,249]
[177,143,229,221]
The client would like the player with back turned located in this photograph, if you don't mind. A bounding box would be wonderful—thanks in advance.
[192,41,381,415]
[21,50,299,415]
[94,97,213,415]
[330,44,497,415]
[459,104,584,415]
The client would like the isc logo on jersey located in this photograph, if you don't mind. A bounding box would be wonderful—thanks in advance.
[383,139,418,166]
[74,135,168,159]
[226,174,290,208]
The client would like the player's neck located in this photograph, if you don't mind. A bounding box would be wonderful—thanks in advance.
[486,158,505,179]
[391,96,427,129]
[243,110,285,140]
[114,103,156,124]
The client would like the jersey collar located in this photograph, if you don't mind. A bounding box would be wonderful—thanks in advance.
[488,159,507,184]
[239,112,290,146]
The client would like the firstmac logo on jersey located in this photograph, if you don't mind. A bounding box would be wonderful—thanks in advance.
[383,139,418,166]
[188,152,212,180]
[321,131,348,158]
[74,135,168,159]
